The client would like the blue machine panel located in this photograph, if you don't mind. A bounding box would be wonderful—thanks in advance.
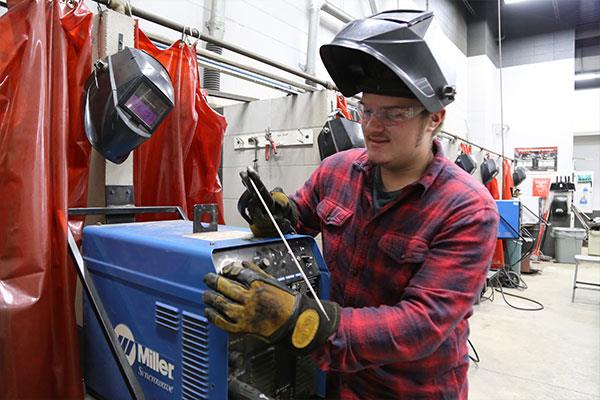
[496,200,521,239]
[83,220,329,400]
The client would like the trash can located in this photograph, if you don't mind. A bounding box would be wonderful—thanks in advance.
[551,227,587,263]
[504,239,522,275]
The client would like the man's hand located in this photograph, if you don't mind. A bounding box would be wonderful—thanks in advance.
[203,261,340,352]
[237,167,298,237]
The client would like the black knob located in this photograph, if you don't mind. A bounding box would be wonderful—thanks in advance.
[259,258,271,269]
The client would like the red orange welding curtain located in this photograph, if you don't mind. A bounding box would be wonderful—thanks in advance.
[336,93,353,120]
[502,158,514,200]
[486,178,505,268]
[134,28,227,222]
[0,0,93,398]
[460,142,473,155]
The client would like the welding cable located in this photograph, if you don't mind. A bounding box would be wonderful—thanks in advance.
[490,271,544,311]
[467,338,480,364]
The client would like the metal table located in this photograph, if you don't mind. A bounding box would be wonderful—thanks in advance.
[572,254,600,302]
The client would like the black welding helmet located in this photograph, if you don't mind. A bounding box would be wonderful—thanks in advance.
[512,166,527,187]
[83,47,174,164]
[480,159,499,185]
[319,10,456,112]
[455,153,477,175]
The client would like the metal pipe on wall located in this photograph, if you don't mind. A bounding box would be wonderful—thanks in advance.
[147,32,317,93]
[305,1,356,87]
[368,0,379,14]
[93,0,336,90]
[440,130,514,161]
[321,2,353,23]
[305,0,322,84]
[204,0,225,91]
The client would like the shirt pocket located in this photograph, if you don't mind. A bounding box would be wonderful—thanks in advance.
[316,199,353,269]
[375,233,429,300]
[316,198,353,226]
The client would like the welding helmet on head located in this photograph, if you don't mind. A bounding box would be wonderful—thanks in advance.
[320,10,456,113]
[83,47,175,164]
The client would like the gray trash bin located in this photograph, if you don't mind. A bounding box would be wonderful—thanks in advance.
[551,227,587,263]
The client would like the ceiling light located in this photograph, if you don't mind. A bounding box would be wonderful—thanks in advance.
[575,72,600,81]
[504,0,532,4]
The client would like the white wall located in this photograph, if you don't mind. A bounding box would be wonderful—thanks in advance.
[500,59,576,196]
[573,135,600,212]
[464,54,504,185]
[573,88,600,136]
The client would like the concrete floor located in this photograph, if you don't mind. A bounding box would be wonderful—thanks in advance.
[469,258,600,400]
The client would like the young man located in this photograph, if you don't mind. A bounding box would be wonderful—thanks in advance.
[203,10,499,399]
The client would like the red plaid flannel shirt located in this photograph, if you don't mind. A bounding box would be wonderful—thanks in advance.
[290,141,499,399]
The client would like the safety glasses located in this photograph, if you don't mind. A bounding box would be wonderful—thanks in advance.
[358,102,426,126]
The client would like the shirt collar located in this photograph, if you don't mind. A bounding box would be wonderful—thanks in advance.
[353,139,446,197]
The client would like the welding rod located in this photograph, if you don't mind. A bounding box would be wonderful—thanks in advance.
[248,179,330,321]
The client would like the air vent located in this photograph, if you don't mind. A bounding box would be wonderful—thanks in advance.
[154,302,180,331]
[249,349,275,394]
[295,355,317,396]
[181,311,210,400]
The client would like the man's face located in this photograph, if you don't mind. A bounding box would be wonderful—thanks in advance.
[360,93,442,171]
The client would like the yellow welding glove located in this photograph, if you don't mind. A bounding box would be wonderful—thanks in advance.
[203,261,340,353]
[237,167,298,237]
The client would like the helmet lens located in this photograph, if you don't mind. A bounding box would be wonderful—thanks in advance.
[123,81,171,130]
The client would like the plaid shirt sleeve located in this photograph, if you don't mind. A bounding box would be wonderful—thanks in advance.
[314,206,498,371]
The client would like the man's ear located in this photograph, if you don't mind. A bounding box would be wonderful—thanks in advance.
[426,109,446,133]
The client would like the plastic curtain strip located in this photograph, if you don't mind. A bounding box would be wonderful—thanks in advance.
[502,158,515,200]
[134,27,227,223]
[0,0,93,398]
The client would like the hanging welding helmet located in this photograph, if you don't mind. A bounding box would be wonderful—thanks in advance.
[83,47,175,164]
[480,158,499,185]
[318,117,365,161]
[319,10,456,112]
[512,166,527,187]
[455,153,477,175]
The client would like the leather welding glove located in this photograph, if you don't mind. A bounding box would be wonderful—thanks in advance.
[237,167,298,237]
[203,261,340,353]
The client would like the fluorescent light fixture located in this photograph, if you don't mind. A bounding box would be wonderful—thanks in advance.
[504,0,532,4]
[575,72,600,81]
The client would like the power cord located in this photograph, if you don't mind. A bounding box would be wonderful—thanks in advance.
[470,225,544,364]
[483,269,544,311]
[467,338,480,364]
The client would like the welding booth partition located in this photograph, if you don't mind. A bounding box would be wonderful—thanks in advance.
[134,27,227,223]
[0,0,93,398]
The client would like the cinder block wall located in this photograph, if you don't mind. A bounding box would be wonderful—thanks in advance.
[222,90,335,226]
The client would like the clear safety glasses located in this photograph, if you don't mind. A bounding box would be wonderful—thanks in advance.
[358,102,426,126]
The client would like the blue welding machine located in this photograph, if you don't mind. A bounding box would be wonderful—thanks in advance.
[83,220,330,399]
[496,200,521,239]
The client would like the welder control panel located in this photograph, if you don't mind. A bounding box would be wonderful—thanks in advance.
[212,238,320,292]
